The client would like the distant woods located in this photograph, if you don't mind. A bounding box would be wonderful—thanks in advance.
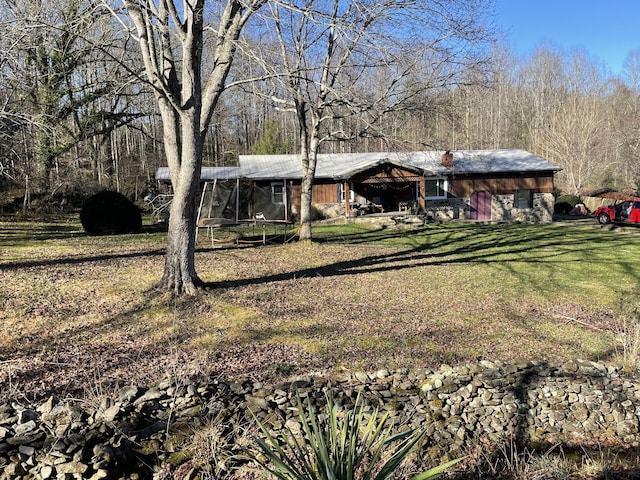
[0,0,638,212]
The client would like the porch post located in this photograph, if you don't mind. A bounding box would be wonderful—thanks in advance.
[344,181,351,216]
[283,179,289,222]
[419,177,426,211]
[235,178,240,223]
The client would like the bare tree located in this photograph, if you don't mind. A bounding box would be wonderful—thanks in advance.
[117,0,265,294]
[251,0,494,240]
[0,0,142,195]
[610,50,640,192]
[540,97,605,194]
[534,49,611,194]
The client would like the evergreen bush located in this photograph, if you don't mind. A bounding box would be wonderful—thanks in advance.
[554,194,581,214]
[80,190,142,235]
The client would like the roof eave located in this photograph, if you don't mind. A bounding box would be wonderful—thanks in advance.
[332,158,429,181]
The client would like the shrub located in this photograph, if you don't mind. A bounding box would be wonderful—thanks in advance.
[80,190,142,235]
[252,392,462,480]
[554,194,581,214]
[311,205,327,221]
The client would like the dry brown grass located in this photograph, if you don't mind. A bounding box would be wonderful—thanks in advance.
[0,219,632,403]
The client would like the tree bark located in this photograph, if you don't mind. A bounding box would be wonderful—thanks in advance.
[122,0,262,295]
[158,105,203,294]
[161,183,202,295]
[298,163,315,241]
[298,131,319,242]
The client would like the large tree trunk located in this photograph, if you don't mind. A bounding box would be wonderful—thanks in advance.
[160,107,204,295]
[298,128,319,242]
[161,186,202,295]
[298,167,314,241]
[123,0,262,295]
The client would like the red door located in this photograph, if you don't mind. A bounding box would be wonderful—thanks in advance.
[470,191,492,221]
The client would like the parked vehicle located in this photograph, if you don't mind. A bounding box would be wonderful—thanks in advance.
[595,200,640,225]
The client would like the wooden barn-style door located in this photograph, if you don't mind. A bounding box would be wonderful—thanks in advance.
[470,190,492,220]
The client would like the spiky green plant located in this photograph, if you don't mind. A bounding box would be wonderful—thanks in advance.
[252,393,462,480]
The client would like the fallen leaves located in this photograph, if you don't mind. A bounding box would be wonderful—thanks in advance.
[0,224,618,403]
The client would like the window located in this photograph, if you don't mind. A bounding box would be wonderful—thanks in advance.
[337,183,355,203]
[424,177,448,199]
[271,182,284,204]
[514,189,533,209]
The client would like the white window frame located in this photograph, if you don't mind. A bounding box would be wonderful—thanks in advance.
[271,181,284,204]
[424,176,448,200]
[338,182,355,203]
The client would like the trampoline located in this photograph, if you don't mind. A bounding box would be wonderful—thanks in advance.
[196,178,294,245]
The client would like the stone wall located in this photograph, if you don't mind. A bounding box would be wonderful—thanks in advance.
[420,193,555,223]
[492,193,555,223]
[582,196,613,213]
[313,192,555,224]
[424,198,469,221]
[1,360,639,479]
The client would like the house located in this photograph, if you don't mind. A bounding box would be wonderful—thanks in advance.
[155,149,562,224]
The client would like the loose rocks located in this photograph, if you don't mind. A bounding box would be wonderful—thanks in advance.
[2,361,640,478]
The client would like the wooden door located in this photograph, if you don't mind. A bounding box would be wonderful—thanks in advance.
[470,190,491,221]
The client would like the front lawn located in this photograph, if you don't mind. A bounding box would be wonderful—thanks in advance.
[0,219,638,402]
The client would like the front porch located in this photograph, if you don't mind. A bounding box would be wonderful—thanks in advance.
[341,163,426,217]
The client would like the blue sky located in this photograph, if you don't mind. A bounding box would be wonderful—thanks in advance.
[494,0,640,75]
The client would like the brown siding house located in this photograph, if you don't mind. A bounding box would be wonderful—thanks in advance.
[156,149,562,224]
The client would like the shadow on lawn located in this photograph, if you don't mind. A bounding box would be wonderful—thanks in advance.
[0,222,167,271]
[204,222,640,291]
[198,222,626,369]
[0,247,167,271]
[2,221,640,478]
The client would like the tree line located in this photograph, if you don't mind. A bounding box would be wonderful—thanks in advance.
[3,0,640,294]
[1,0,638,215]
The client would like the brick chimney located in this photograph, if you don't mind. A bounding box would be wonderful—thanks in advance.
[441,150,453,168]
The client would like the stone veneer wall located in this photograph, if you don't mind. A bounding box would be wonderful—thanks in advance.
[422,193,555,223]
[424,198,469,221]
[492,193,555,223]
[1,360,639,479]
[311,192,555,224]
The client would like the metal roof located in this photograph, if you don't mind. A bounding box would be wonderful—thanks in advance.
[156,166,240,182]
[156,150,561,182]
[240,149,561,179]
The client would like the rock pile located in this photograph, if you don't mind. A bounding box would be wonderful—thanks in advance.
[2,360,640,479]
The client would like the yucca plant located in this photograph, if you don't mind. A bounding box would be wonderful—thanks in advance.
[252,392,463,480]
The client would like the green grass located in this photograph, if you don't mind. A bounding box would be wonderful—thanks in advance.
[1,218,639,402]
[313,221,639,305]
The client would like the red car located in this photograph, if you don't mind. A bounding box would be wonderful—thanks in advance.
[595,200,640,225]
